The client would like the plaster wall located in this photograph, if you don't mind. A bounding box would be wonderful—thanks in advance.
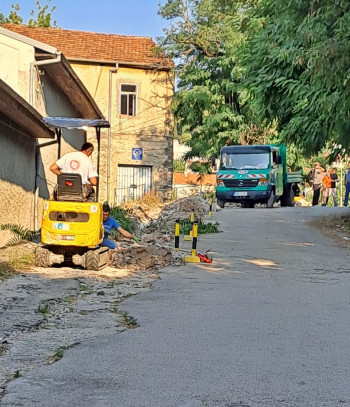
[0,34,33,102]
[70,62,174,204]
[0,35,88,232]
[0,122,36,234]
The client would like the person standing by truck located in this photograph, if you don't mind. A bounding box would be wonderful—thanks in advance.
[329,167,339,207]
[311,162,325,206]
[321,169,332,206]
[343,163,350,207]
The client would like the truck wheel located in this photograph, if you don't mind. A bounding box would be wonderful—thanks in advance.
[85,250,100,271]
[247,202,255,208]
[267,190,275,208]
[35,247,50,268]
[281,185,294,207]
[217,198,225,208]
[288,187,295,207]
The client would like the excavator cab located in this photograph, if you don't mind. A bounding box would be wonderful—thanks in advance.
[35,117,111,270]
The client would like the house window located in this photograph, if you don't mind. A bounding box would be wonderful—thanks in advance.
[120,84,137,116]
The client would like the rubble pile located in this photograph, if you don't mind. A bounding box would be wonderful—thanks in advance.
[112,240,183,271]
[112,195,213,271]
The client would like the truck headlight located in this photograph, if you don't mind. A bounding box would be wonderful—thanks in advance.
[258,178,269,186]
[216,179,224,185]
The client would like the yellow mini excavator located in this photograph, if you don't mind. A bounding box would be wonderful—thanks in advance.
[35,117,111,270]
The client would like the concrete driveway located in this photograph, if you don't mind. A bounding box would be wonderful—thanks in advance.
[2,206,350,407]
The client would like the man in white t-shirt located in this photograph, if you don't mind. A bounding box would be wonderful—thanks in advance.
[50,142,98,200]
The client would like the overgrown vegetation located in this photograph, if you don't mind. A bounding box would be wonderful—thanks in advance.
[189,161,212,175]
[0,224,39,247]
[180,218,220,235]
[46,343,76,364]
[121,311,138,328]
[110,206,135,233]
[173,159,186,173]
[0,250,35,280]
[38,300,50,315]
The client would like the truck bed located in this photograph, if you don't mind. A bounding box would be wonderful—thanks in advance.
[287,171,303,184]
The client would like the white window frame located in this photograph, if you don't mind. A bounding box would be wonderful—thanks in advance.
[119,83,138,116]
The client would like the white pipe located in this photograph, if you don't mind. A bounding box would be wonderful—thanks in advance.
[30,53,62,105]
[107,63,119,203]
[30,53,62,230]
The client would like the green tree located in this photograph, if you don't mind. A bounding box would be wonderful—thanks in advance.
[158,0,265,160]
[28,0,57,27]
[0,3,23,24]
[241,0,350,155]
[0,1,56,27]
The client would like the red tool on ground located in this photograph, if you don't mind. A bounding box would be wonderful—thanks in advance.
[197,249,213,263]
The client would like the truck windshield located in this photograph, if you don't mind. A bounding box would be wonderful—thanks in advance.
[220,152,270,170]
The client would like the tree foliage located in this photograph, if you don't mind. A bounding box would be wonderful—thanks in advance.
[158,0,266,159]
[241,0,350,155]
[0,1,57,27]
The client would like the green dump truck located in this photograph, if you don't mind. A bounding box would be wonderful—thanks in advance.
[216,144,302,208]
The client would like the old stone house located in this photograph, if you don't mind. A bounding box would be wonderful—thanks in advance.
[3,24,174,206]
[0,27,105,245]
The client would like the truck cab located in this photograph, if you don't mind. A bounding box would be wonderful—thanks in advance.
[216,144,300,208]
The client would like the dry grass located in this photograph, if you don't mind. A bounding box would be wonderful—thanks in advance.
[122,192,163,211]
[310,214,350,249]
[0,246,35,280]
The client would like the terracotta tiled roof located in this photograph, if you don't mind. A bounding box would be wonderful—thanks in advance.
[2,24,173,69]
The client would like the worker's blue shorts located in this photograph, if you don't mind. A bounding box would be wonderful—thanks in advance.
[102,238,117,250]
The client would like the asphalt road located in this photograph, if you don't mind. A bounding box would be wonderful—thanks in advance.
[3,206,350,407]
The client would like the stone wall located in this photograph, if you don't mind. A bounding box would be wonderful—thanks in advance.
[71,63,174,205]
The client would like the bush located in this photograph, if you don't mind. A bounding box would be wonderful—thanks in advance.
[173,159,186,173]
[179,218,219,235]
[109,206,135,232]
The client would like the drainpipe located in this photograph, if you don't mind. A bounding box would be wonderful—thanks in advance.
[30,52,62,105]
[107,63,119,203]
[30,53,62,230]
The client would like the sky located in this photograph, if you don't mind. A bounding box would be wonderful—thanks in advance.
[1,0,169,40]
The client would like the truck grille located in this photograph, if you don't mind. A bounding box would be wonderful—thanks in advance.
[223,179,259,188]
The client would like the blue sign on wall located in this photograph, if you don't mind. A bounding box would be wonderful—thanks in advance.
[132,148,143,160]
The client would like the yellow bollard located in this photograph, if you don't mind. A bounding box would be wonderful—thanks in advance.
[184,221,200,263]
[209,197,213,216]
[174,219,180,252]
[184,209,195,241]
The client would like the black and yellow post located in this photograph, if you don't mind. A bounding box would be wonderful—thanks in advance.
[174,219,180,252]
[184,221,200,263]
[209,197,213,216]
[184,209,195,241]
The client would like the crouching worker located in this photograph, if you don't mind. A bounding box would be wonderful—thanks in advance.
[102,204,139,249]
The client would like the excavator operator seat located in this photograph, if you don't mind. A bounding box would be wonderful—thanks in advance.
[56,173,84,202]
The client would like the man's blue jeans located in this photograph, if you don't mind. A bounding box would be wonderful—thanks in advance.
[344,183,350,207]
[102,237,117,249]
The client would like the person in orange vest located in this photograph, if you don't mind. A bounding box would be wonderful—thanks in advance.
[321,169,332,206]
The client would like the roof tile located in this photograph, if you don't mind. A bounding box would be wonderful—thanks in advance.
[2,24,173,68]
